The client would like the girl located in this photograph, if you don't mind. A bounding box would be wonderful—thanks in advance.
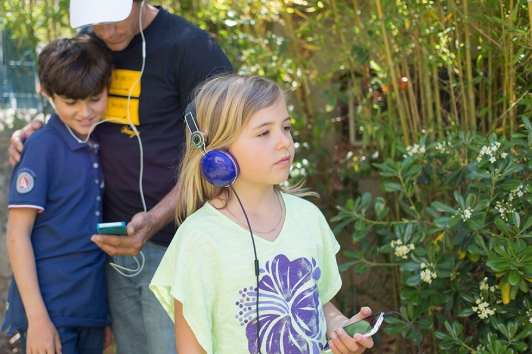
[150,74,374,354]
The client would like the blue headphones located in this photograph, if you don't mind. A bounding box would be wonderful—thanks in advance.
[184,100,240,187]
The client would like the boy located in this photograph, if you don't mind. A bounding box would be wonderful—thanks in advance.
[2,34,114,353]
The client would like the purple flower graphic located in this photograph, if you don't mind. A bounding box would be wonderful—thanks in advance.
[235,255,325,353]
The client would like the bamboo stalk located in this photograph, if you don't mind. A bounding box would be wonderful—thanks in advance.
[330,0,363,117]
[415,38,427,125]
[529,0,532,34]
[403,58,421,135]
[487,51,494,132]
[500,1,508,134]
[397,63,415,138]
[421,44,435,132]
[375,0,411,146]
[280,4,314,123]
[462,0,476,131]
[429,36,444,139]
[453,18,468,128]
[508,0,516,133]
[437,3,459,126]
[352,0,365,30]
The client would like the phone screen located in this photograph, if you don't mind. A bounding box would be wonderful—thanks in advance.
[342,312,384,337]
[96,222,128,235]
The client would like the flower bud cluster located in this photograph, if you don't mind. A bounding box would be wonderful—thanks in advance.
[477,141,503,163]
[391,239,415,259]
[420,262,437,284]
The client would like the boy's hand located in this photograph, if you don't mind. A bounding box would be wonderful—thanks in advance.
[8,118,44,166]
[327,307,375,354]
[103,326,115,349]
[26,316,61,354]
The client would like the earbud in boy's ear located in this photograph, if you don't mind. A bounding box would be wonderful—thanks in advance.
[44,93,57,112]
[184,100,240,187]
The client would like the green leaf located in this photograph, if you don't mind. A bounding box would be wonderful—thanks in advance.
[495,218,512,235]
[355,263,371,274]
[522,216,532,232]
[400,262,420,271]
[374,197,386,218]
[360,192,372,211]
[343,251,364,260]
[497,322,510,338]
[338,260,357,272]
[406,274,421,286]
[431,201,456,213]
[460,292,476,303]
[508,270,520,286]
[513,239,527,253]
[434,217,452,228]
[454,191,466,209]
[458,308,474,317]
[383,182,402,192]
[510,212,520,228]
[468,218,484,231]
[434,331,449,340]
[500,179,522,191]
[511,342,528,352]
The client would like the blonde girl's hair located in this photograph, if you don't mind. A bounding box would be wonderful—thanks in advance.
[175,74,317,224]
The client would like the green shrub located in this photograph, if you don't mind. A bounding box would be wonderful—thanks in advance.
[333,118,532,353]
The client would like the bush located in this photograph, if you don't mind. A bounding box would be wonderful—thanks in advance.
[333,118,532,353]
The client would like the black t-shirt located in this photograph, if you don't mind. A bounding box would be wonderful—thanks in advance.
[83,8,232,246]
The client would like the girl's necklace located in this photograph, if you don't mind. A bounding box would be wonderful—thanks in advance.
[226,191,284,234]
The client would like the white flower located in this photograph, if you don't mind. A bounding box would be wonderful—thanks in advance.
[472,295,496,319]
[393,243,415,259]
[456,207,473,222]
[479,277,489,291]
[420,262,437,284]
[405,144,426,158]
[420,270,433,284]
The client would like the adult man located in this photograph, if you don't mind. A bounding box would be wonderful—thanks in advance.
[9,0,232,352]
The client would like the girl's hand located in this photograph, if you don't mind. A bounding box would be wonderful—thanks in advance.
[26,316,61,354]
[327,307,375,354]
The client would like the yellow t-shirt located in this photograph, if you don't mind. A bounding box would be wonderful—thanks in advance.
[150,193,342,353]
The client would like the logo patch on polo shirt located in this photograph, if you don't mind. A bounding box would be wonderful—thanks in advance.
[16,171,34,194]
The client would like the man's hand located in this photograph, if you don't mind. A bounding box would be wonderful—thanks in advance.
[328,307,375,354]
[9,118,44,166]
[91,211,156,256]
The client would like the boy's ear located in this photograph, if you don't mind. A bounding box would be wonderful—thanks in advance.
[41,91,57,111]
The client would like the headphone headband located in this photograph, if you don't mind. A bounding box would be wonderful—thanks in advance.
[183,99,240,187]
[184,100,206,151]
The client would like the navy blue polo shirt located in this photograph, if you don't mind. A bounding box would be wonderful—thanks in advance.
[2,114,110,334]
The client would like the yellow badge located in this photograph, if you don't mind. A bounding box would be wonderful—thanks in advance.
[104,69,141,126]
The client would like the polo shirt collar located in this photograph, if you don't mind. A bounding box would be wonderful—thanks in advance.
[48,114,99,151]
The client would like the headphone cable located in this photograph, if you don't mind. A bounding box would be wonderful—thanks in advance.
[229,184,262,354]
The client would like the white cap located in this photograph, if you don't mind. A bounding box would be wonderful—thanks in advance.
[70,0,133,28]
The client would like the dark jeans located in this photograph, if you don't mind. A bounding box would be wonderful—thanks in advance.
[19,326,104,354]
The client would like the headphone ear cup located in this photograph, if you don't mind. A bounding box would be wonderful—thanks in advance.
[200,150,239,187]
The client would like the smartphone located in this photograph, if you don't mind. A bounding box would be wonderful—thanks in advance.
[342,312,385,337]
[323,312,385,352]
[96,221,128,235]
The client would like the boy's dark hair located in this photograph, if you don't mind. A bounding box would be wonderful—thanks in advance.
[38,34,114,100]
